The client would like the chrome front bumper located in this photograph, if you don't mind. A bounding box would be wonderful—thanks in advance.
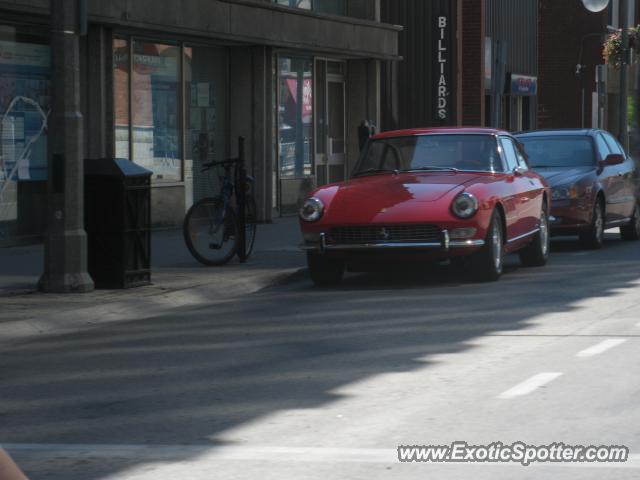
[301,230,485,253]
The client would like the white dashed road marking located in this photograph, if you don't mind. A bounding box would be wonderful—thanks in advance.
[498,373,563,399]
[576,339,627,358]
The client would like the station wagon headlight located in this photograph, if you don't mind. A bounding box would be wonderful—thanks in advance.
[451,192,479,219]
[300,197,324,222]
[552,184,579,201]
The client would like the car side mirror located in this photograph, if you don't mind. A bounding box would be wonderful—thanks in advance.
[600,153,624,167]
[513,166,526,177]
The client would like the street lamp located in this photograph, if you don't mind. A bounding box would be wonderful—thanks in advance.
[581,0,610,12]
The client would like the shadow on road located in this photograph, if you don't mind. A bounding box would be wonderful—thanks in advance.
[1,234,639,479]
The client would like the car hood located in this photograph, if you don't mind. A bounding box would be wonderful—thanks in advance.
[317,172,482,223]
[534,166,594,187]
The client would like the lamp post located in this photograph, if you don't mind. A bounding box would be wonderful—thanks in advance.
[38,0,93,293]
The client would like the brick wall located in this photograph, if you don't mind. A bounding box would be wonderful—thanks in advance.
[538,0,607,128]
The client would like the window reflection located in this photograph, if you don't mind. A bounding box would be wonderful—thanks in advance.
[273,0,312,10]
[272,0,345,15]
[131,40,181,181]
[113,38,130,160]
[0,25,50,241]
[278,57,313,178]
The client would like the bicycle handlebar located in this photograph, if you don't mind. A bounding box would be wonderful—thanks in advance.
[201,157,240,170]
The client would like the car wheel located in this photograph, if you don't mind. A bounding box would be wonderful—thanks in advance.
[620,204,640,241]
[471,210,504,282]
[307,253,345,287]
[579,200,605,249]
[519,202,550,267]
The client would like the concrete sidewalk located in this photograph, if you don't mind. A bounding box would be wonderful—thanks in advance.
[0,216,307,344]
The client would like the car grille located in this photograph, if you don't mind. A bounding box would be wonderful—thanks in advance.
[328,225,442,245]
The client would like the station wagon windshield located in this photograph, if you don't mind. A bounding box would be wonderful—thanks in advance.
[354,134,502,176]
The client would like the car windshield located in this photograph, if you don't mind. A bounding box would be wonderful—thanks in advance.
[353,134,503,176]
[518,136,595,168]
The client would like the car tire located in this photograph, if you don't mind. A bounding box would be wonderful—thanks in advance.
[620,204,640,241]
[471,210,504,282]
[519,202,550,267]
[579,200,605,249]
[307,253,345,287]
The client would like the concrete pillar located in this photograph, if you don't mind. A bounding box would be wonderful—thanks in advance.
[39,0,94,293]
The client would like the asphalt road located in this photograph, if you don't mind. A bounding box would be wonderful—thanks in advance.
[2,231,640,479]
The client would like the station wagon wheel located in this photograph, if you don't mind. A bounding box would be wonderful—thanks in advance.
[579,200,605,249]
[519,201,550,267]
[471,210,504,282]
[620,204,640,241]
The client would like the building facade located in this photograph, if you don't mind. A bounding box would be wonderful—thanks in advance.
[380,0,539,133]
[0,0,399,246]
[537,0,609,131]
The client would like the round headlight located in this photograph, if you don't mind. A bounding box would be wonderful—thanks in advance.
[300,197,324,222]
[452,192,479,219]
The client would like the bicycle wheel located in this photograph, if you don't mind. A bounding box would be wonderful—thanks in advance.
[243,195,257,259]
[183,197,239,266]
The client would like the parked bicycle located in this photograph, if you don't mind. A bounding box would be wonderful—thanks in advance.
[183,156,257,265]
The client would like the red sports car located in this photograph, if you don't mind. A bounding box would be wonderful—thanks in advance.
[299,128,551,285]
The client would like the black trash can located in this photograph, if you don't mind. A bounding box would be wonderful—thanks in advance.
[85,158,152,289]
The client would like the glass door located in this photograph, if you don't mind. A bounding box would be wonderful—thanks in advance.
[315,60,346,186]
[276,55,314,214]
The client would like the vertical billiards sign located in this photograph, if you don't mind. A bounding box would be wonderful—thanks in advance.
[433,5,453,123]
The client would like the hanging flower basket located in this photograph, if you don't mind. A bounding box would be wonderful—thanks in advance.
[603,26,640,69]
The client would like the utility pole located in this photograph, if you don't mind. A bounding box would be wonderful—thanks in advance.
[619,0,629,150]
[38,0,94,293]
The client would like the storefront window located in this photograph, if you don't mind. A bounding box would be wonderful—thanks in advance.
[113,38,182,181]
[114,38,230,200]
[278,56,313,177]
[132,40,181,181]
[272,0,345,15]
[184,45,228,205]
[0,25,50,243]
[273,0,312,10]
